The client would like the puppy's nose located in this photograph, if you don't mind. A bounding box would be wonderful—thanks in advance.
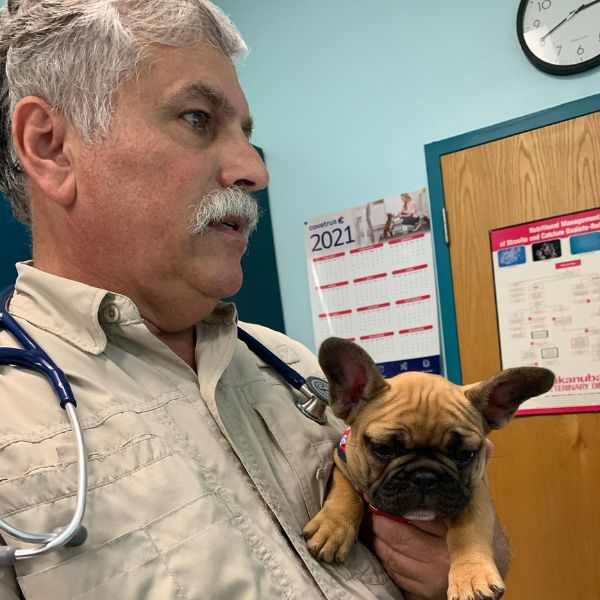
[409,470,437,490]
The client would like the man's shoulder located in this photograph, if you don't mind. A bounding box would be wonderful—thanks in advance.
[237,322,318,369]
[237,321,290,345]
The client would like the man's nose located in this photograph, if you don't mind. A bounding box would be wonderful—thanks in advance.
[218,140,269,192]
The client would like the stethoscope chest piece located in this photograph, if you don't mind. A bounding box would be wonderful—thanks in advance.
[297,376,329,425]
[304,376,329,401]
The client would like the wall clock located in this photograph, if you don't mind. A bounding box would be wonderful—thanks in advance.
[517,0,600,75]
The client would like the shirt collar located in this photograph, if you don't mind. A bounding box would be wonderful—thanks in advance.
[9,261,237,355]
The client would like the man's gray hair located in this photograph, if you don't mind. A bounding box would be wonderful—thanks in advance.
[0,0,247,225]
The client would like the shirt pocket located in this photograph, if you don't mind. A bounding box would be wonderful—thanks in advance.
[240,374,341,519]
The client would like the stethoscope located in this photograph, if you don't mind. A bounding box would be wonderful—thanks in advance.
[0,285,329,566]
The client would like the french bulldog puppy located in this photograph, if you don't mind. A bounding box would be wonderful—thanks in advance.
[303,337,555,600]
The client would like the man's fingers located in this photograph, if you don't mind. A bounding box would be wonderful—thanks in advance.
[370,530,448,599]
[366,513,448,561]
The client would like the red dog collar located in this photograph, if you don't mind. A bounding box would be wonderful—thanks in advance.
[337,427,351,462]
[368,504,410,524]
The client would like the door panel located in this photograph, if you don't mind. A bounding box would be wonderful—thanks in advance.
[440,112,600,599]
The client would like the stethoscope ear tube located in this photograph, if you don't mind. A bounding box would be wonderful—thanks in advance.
[0,287,76,409]
[0,287,88,564]
[0,401,88,564]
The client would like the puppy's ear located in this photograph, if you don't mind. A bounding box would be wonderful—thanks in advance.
[464,367,554,430]
[318,337,390,424]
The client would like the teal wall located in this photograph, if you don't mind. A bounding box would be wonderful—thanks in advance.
[214,0,600,352]
[0,194,30,290]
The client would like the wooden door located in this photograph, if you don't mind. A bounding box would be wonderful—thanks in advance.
[440,112,600,599]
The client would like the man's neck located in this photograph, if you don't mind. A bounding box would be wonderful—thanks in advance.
[143,320,197,371]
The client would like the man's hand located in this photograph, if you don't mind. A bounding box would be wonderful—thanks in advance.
[361,514,449,600]
[360,440,499,600]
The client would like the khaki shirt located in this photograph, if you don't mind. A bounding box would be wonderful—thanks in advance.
[0,263,402,600]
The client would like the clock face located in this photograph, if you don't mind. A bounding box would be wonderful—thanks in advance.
[517,0,600,74]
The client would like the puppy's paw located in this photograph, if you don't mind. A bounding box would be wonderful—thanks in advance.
[302,507,359,563]
[448,558,504,600]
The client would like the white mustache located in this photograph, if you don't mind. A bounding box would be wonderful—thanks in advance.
[189,186,260,239]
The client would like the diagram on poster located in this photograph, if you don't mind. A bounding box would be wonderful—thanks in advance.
[304,189,441,377]
[490,208,600,414]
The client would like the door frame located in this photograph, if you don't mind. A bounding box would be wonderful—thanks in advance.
[424,92,600,384]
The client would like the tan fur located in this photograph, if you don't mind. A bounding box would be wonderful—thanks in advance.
[303,338,554,600]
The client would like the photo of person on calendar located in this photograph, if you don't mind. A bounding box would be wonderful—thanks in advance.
[365,189,431,242]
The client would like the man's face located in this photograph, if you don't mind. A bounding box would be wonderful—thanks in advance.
[71,42,268,330]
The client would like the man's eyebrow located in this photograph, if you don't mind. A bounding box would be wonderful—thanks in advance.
[167,82,254,139]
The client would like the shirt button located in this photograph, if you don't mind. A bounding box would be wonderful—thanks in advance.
[103,303,120,323]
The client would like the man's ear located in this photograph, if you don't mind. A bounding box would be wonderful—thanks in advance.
[11,96,76,207]
[318,337,390,424]
[464,367,555,430]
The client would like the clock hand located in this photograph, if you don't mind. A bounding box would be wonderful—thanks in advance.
[540,9,579,41]
[541,0,600,41]
[580,0,600,10]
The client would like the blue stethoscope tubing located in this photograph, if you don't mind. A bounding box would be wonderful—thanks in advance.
[236,328,329,425]
[0,285,329,566]
[0,286,88,566]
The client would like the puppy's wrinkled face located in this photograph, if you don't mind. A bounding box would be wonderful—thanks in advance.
[350,373,486,519]
[319,337,555,521]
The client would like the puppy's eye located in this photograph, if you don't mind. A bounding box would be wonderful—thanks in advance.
[369,441,397,460]
[454,450,477,467]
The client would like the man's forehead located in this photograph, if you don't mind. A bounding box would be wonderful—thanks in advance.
[140,43,249,106]
[117,41,253,133]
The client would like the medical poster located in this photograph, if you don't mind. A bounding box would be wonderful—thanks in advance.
[490,208,600,415]
[304,189,441,377]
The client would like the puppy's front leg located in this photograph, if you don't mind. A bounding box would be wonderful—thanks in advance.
[303,465,364,563]
[446,479,504,600]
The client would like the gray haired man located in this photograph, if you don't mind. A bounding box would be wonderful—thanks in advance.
[0,1,509,598]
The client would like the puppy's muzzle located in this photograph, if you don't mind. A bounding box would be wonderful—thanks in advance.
[371,464,472,518]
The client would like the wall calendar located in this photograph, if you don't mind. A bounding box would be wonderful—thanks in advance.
[304,189,441,377]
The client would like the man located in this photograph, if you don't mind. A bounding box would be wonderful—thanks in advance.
[0,1,509,598]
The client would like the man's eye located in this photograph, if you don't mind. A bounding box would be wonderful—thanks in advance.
[182,110,211,131]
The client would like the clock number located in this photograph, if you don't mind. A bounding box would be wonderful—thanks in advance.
[577,45,585,56]
[533,19,541,28]
[537,0,551,9]
[556,44,562,55]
